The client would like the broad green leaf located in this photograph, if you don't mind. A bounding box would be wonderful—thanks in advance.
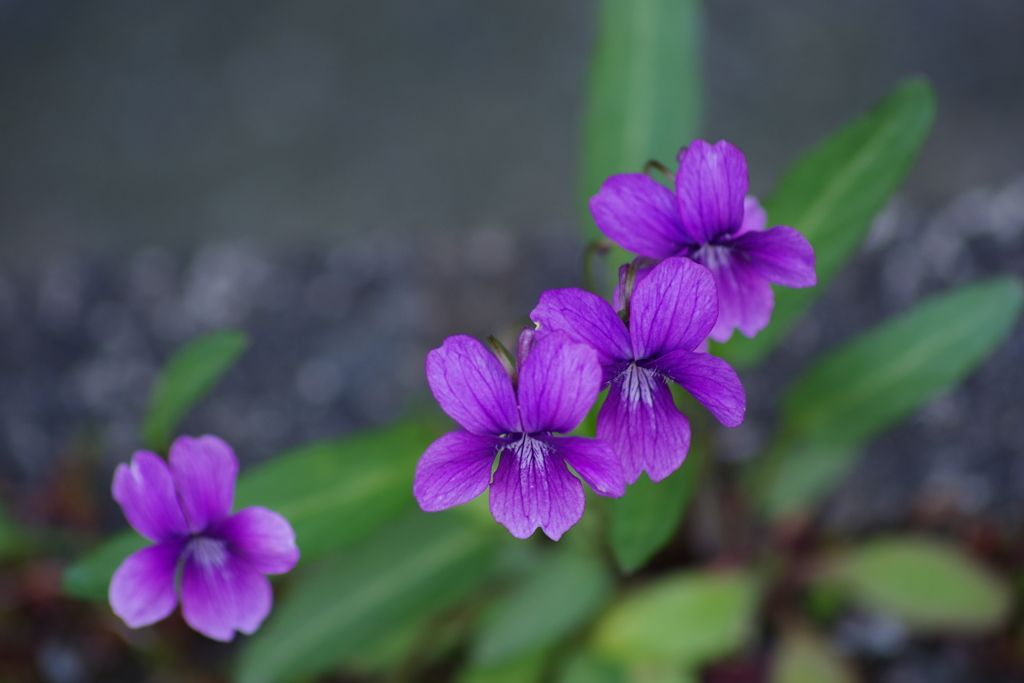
[142,329,248,451]
[459,649,549,683]
[718,79,936,366]
[823,536,1011,632]
[626,665,698,683]
[62,531,148,601]
[580,0,701,293]
[770,630,856,683]
[235,511,498,683]
[593,570,757,667]
[756,276,1024,516]
[473,551,613,665]
[560,653,626,683]
[63,419,441,601]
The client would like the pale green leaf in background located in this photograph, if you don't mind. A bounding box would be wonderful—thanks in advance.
[756,276,1024,516]
[579,0,701,293]
[770,629,858,683]
[141,329,248,452]
[593,570,757,668]
[823,536,1011,633]
[718,79,936,366]
[559,653,626,683]
[459,649,549,683]
[235,511,498,683]
[472,550,613,665]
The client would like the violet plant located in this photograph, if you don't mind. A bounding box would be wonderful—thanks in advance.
[59,1,1024,682]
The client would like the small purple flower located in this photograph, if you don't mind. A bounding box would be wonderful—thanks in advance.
[531,257,745,484]
[109,435,299,642]
[414,330,624,540]
[591,139,817,342]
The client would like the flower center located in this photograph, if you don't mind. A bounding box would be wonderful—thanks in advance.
[508,434,550,466]
[617,362,658,407]
[186,536,229,571]
[691,243,731,271]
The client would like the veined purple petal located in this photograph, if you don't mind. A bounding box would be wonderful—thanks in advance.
[518,332,601,434]
[543,435,625,497]
[694,246,775,343]
[612,258,657,311]
[489,437,585,541]
[180,540,272,642]
[426,335,520,435]
[170,435,238,533]
[530,288,632,379]
[629,257,719,359]
[738,196,767,235]
[676,140,748,244]
[109,539,185,628]
[112,451,189,542]
[413,431,502,512]
[728,226,817,288]
[516,327,537,369]
[646,350,746,427]
[590,174,690,258]
[598,365,691,484]
[213,507,299,575]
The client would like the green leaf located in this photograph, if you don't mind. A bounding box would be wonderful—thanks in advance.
[770,630,856,683]
[63,419,442,601]
[62,531,148,601]
[235,511,498,683]
[459,649,550,683]
[593,570,757,668]
[756,276,1024,516]
[559,653,626,683]
[718,78,936,366]
[473,550,613,665]
[579,0,701,293]
[823,536,1011,633]
[141,329,248,451]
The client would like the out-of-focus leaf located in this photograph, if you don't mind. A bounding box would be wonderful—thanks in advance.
[626,665,698,683]
[822,536,1011,633]
[0,505,30,561]
[63,419,442,601]
[771,630,857,683]
[459,649,549,683]
[593,570,757,667]
[473,550,613,665]
[579,0,701,293]
[559,653,626,683]
[235,511,498,683]
[141,329,248,451]
[62,532,148,601]
[756,276,1024,516]
[718,79,936,366]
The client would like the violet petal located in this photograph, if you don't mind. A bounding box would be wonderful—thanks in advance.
[109,539,185,628]
[180,544,272,642]
[489,441,585,541]
[425,335,520,436]
[170,435,238,533]
[629,257,719,359]
[214,507,299,575]
[675,140,748,244]
[518,332,602,435]
[703,250,775,343]
[646,349,746,427]
[544,435,625,497]
[530,288,632,381]
[728,226,817,288]
[738,195,767,235]
[112,451,190,542]
[413,431,501,512]
[598,367,691,484]
[590,173,689,258]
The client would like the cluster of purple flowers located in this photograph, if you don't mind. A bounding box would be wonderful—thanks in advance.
[414,139,816,539]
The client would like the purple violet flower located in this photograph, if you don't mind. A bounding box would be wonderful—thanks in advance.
[109,435,299,642]
[531,257,745,484]
[414,330,624,540]
[591,139,817,342]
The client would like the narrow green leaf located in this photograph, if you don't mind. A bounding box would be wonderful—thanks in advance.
[770,630,856,683]
[580,0,701,293]
[559,653,626,683]
[141,329,248,451]
[473,551,613,665]
[824,536,1011,632]
[235,511,498,683]
[718,78,936,366]
[593,570,757,668]
[62,531,148,601]
[63,419,441,601]
[459,649,549,683]
[756,276,1024,516]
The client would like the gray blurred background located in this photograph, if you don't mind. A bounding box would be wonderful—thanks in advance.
[0,0,1023,534]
